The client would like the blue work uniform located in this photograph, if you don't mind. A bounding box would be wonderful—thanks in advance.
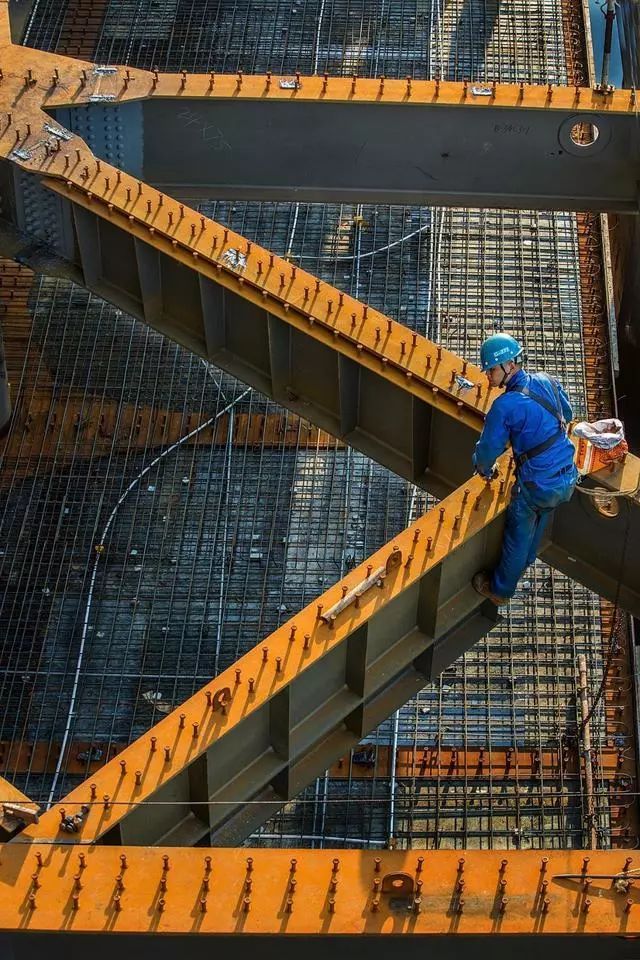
[473,368,578,599]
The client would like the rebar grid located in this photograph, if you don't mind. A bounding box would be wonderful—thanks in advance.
[0,0,622,849]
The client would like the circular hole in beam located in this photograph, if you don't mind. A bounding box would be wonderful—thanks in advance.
[569,121,600,147]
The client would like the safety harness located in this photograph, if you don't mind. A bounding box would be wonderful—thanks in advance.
[510,374,566,469]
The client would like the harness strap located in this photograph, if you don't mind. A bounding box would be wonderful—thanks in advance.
[511,375,566,468]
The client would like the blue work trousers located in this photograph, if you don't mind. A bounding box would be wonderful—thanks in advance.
[491,469,578,599]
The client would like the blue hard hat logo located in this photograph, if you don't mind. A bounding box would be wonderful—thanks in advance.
[480,333,524,371]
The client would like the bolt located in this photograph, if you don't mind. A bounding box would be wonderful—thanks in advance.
[103,795,111,810]
[375,857,382,873]
[164,746,171,762]
[28,893,37,911]
[192,722,199,739]
[582,898,591,914]
[120,760,127,776]
[262,646,269,662]
[332,858,340,873]
[31,874,40,890]
[245,879,252,893]
[457,899,465,914]
[243,897,251,912]
[248,677,255,693]
[328,898,336,914]
[157,898,166,913]
[542,897,551,913]
[541,857,549,872]
[500,897,508,914]
[439,508,445,523]
[624,858,633,872]
[373,878,381,891]
[276,656,283,673]
[582,857,590,873]
[500,859,508,873]
[199,898,207,913]
[78,853,86,870]
[115,875,124,891]
[427,536,433,551]
[73,874,82,892]
[626,899,633,914]
[246,857,254,873]
[458,858,465,873]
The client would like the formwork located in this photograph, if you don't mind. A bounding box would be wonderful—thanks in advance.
[0,0,633,851]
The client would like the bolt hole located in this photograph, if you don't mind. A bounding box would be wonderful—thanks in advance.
[569,122,599,147]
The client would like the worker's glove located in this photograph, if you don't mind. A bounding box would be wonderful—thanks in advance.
[474,464,499,481]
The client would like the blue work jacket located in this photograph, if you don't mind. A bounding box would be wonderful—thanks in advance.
[473,368,575,489]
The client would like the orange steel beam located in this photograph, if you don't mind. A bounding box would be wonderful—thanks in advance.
[2,739,630,780]
[11,464,511,846]
[1,846,640,937]
[1,397,339,484]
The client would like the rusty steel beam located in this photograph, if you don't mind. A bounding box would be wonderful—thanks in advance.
[1,845,640,956]
[11,467,509,846]
[1,396,340,487]
[1,739,629,781]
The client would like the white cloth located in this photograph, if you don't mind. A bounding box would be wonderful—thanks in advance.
[573,418,625,450]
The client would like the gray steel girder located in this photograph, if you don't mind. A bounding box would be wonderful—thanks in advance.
[54,97,640,212]
[89,496,503,847]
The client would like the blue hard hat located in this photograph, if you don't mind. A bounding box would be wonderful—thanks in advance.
[479,333,524,372]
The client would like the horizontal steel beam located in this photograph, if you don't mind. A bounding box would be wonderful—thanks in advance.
[31,61,640,212]
[85,84,640,212]
[1,845,640,957]
[14,469,508,846]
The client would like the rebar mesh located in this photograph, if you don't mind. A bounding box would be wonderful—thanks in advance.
[1,0,622,849]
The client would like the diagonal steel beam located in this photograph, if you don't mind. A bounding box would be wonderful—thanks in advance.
[13,466,510,846]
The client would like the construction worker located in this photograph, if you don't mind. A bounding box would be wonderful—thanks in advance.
[471,333,578,605]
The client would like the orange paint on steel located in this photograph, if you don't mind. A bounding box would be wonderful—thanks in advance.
[2,740,632,779]
[326,744,630,780]
[0,846,638,934]
[14,461,515,844]
[1,398,340,487]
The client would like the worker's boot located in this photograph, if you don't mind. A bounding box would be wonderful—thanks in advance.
[471,571,509,607]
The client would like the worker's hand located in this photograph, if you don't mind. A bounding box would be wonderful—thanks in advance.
[474,464,499,481]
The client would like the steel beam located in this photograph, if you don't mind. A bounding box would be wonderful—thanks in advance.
[1,845,640,957]
[13,468,508,846]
